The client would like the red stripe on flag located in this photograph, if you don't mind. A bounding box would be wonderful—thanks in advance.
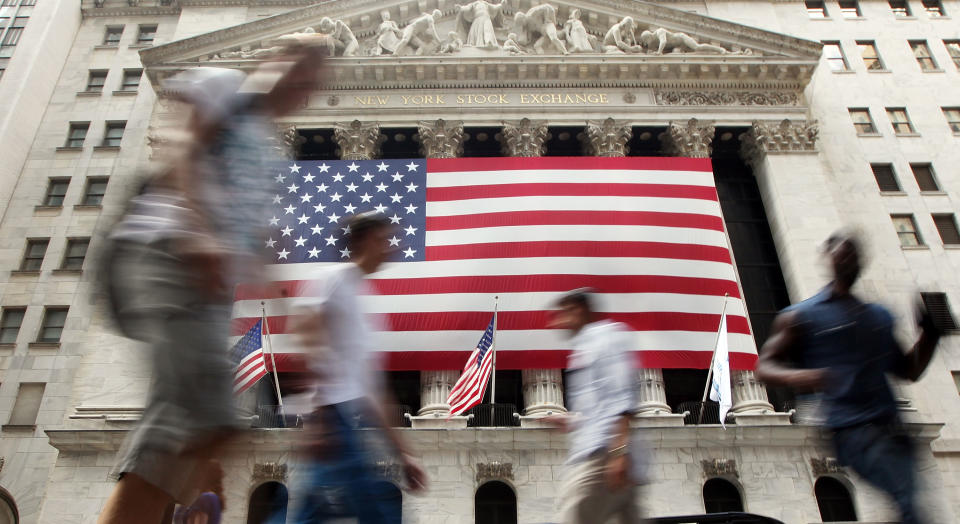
[426,210,725,232]
[425,241,732,263]
[426,156,713,173]
[426,183,719,202]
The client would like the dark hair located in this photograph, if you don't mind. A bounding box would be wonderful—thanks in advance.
[823,230,861,252]
[346,212,392,249]
[556,287,594,312]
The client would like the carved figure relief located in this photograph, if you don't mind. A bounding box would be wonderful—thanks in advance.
[440,31,464,54]
[561,9,597,53]
[317,17,359,57]
[455,0,507,49]
[640,27,729,55]
[394,9,444,56]
[603,16,642,54]
[371,10,402,55]
[502,33,525,54]
[514,3,568,55]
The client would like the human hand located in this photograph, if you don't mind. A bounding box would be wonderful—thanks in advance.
[402,455,428,494]
[542,414,570,432]
[916,297,943,339]
[604,453,630,491]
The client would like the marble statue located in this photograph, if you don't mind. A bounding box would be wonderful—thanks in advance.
[317,17,359,56]
[395,9,444,56]
[502,32,525,54]
[639,27,729,55]
[514,2,568,55]
[440,31,464,53]
[371,10,402,55]
[561,8,596,53]
[602,16,642,53]
[455,0,507,49]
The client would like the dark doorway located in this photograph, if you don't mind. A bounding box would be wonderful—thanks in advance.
[815,477,858,522]
[297,129,337,161]
[464,127,504,157]
[380,127,421,159]
[544,126,586,156]
[475,481,518,524]
[627,126,667,157]
[702,478,744,513]
[247,482,288,524]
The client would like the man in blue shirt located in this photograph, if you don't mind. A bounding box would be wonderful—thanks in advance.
[757,232,942,524]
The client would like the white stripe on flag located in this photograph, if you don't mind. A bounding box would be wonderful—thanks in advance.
[426,169,717,188]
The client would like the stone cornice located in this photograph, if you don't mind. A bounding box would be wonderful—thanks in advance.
[82,3,181,17]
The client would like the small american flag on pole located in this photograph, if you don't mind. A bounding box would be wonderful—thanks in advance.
[230,318,268,394]
[447,314,496,416]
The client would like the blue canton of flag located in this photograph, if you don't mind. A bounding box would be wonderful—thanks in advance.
[475,317,495,365]
[265,160,427,263]
[230,319,268,394]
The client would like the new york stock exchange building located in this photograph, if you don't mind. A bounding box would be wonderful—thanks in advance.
[2,0,960,522]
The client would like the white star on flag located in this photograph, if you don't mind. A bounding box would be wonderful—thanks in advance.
[289,164,301,173]
[310,224,323,235]
[297,214,310,224]
[281,226,293,237]
[403,247,416,258]
[389,214,402,224]
[330,192,343,202]
[327,213,341,223]
[362,173,374,182]
[325,234,337,246]
[303,173,315,183]
[405,182,418,193]
[272,195,282,204]
[344,203,357,214]
[332,173,344,182]
[339,247,351,258]
[388,236,401,246]
[313,203,326,213]
[404,204,418,214]
[377,162,389,172]
[316,183,328,192]
[405,161,418,171]
[360,193,373,203]
[294,236,307,247]
[375,183,388,192]
[284,205,296,215]
[404,225,418,236]
[269,216,280,226]
[274,173,286,183]
[318,163,330,173]
[287,183,299,193]
[265,238,276,248]
[347,162,360,172]
[307,247,320,258]
[390,193,403,203]
[300,194,313,203]
[373,204,388,213]
[392,172,404,182]
[345,183,358,192]
[341,225,351,235]
[277,248,290,260]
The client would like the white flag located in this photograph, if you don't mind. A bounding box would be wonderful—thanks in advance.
[709,312,732,429]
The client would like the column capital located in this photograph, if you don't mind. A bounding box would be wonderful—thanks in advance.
[583,117,632,157]
[739,118,819,167]
[417,119,465,159]
[660,118,715,158]
[333,119,385,160]
[499,118,550,157]
[277,124,305,160]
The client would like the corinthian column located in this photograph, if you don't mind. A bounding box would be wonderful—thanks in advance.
[333,119,385,160]
[659,118,715,158]
[522,369,566,416]
[499,118,549,157]
[583,117,632,157]
[277,124,305,160]
[417,119,465,158]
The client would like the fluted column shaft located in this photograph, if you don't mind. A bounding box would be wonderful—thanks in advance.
[418,370,460,416]
[522,369,566,415]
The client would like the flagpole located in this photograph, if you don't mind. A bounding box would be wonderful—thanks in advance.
[261,302,285,419]
[698,293,729,425]
[490,296,499,424]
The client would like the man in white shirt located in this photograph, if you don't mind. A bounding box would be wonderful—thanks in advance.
[549,289,644,524]
[285,212,427,523]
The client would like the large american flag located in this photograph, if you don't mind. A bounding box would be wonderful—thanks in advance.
[231,157,758,371]
[447,314,496,416]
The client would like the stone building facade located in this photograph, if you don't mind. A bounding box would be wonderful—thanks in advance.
[0,0,959,522]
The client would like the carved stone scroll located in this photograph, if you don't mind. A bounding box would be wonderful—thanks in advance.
[702,459,739,478]
[417,119,465,159]
[810,457,845,476]
[477,462,514,482]
[583,117,632,157]
[654,91,799,106]
[333,120,385,160]
[660,118,715,158]
[278,124,305,160]
[252,463,288,483]
[499,118,549,157]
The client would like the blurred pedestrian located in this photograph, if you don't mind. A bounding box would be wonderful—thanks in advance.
[548,289,645,524]
[98,43,327,524]
[173,460,225,524]
[282,212,427,523]
[757,231,942,524]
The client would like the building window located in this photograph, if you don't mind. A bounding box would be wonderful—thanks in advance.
[102,121,125,147]
[890,0,912,16]
[0,0,16,6]
[871,164,901,191]
[0,17,25,57]
[887,108,916,134]
[120,69,141,91]
[822,42,850,71]
[85,70,106,93]
[43,178,69,206]
[892,214,923,246]
[703,478,744,513]
[815,477,857,521]
[944,40,960,69]
[933,214,960,245]
[37,307,67,343]
[103,25,123,46]
[135,24,156,45]
[857,41,886,70]
[942,107,960,132]
[921,292,958,331]
[475,481,517,524]
[806,0,829,17]
[81,177,108,206]
[910,40,939,70]
[61,238,89,270]
[953,371,960,395]
[20,0,35,5]
[0,307,25,344]
[911,163,940,191]
[849,108,877,134]
[65,122,88,148]
[6,383,44,426]
[838,0,862,17]
[20,238,48,271]
[922,0,946,16]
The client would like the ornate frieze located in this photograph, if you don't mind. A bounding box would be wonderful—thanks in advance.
[810,457,845,476]
[332,120,385,160]
[739,119,819,166]
[476,462,514,482]
[499,118,549,157]
[583,117,632,157]
[252,462,288,483]
[702,459,739,478]
[660,118,715,158]
[417,119,465,159]
[655,90,799,106]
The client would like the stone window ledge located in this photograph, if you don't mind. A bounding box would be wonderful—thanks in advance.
[901,245,930,251]
[52,269,83,275]
[921,69,946,73]
[880,191,907,196]
[895,16,918,20]
[1,424,36,431]
[930,16,952,20]
[93,45,119,50]
[76,91,102,97]
[944,245,960,250]
[9,270,40,277]
[128,44,152,49]
[34,205,62,213]
[832,70,856,74]
[808,18,832,21]
[28,342,61,349]
[856,132,883,137]
[867,69,892,73]
[894,132,922,138]
[93,145,121,152]
[55,146,83,152]
[920,191,948,196]
[842,17,868,21]
[73,204,102,210]
[0,343,15,349]
[112,90,138,96]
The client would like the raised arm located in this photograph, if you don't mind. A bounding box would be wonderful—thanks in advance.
[756,310,826,391]
[892,302,942,381]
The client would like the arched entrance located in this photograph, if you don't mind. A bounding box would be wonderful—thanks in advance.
[475,481,517,524]
[815,477,857,522]
[246,481,288,524]
[702,477,744,513]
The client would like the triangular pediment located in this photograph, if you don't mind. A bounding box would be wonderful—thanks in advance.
[140,0,822,90]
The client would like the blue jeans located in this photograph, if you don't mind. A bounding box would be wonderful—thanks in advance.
[833,420,922,524]
[276,402,401,524]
